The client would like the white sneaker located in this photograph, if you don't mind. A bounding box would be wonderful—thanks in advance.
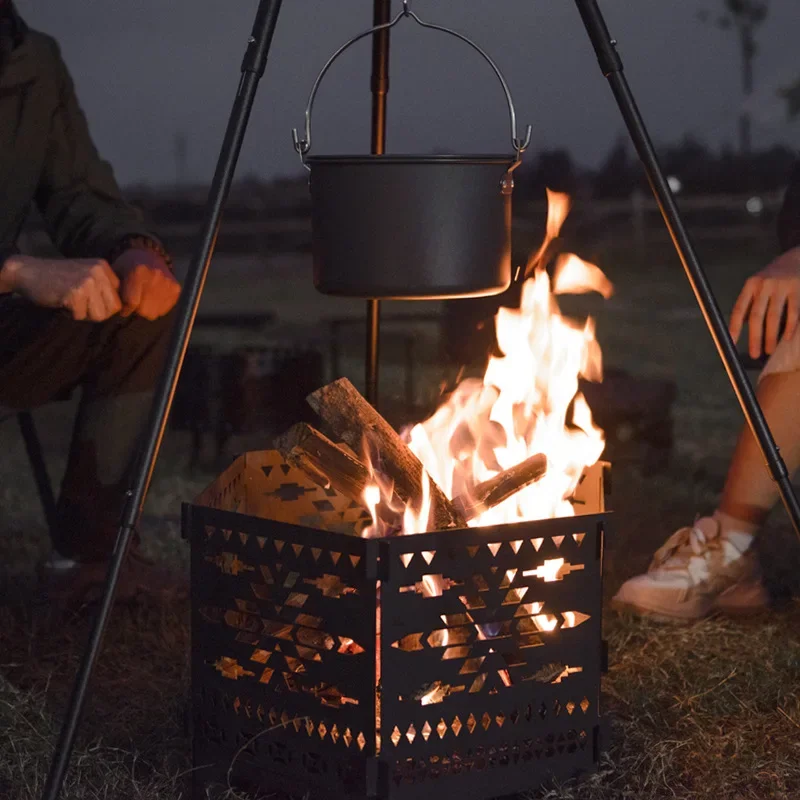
[611,516,769,621]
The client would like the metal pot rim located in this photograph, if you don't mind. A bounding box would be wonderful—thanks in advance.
[304,154,517,166]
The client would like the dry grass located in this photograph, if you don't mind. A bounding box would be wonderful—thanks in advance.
[2,242,800,799]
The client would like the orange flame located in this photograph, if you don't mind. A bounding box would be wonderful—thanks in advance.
[361,189,611,534]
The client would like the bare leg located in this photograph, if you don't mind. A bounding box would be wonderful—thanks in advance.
[717,370,800,529]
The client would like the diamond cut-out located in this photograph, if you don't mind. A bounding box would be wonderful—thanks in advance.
[481,712,491,730]
[553,700,562,716]
[459,657,485,674]
[451,716,463,736]
[443,646,470,660]
[406,724,416,744]
[357,732,366,751]
[466,713,477,733]
[562,611,591,629]
[318,722,327,739]
[502,587,528,605]
[305,718,314,736]
[538,702,548,720]
[343,728,353,747]
[469,674,487,693]
[580,697,590,713]
[391,726,402,746]
[442,612,473,626]
[437,719,448,739]
[496,712,506,727]
[331,725,340,743]
[509,709,520,724]
[259,668,274,684]
[566,700,576,715]
[499,569,518,589]
[421,721,432,741]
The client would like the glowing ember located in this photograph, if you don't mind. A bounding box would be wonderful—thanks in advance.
[362,189,611,534]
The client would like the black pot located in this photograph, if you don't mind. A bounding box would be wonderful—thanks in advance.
[307,154,516,300]
[292,7,532,300]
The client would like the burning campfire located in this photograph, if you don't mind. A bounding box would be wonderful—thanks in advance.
[280,190,613,538]
[188,189,612,799]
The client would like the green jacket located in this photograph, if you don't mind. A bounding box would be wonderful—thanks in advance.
[0,6,159,266]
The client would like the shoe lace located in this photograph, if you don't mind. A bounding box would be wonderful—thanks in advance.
[650,519,722,572]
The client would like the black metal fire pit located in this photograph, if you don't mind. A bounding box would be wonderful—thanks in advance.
[184,452,609,800]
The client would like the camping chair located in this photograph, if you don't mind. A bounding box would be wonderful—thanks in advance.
[1,409,59,535]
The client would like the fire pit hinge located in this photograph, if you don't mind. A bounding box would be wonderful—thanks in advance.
[365,755,389,799]
[365,538,390,582]
[595,521,605,562]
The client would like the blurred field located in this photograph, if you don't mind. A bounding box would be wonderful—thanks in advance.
[2,234,800,799]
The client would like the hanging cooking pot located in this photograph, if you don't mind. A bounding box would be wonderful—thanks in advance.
[292,2,532,300]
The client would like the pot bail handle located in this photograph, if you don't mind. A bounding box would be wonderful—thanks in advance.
[292,2,532,167]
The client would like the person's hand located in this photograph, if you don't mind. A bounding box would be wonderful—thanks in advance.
[730,246,800,359]
[0,255,122,321]
[111,248,181,320]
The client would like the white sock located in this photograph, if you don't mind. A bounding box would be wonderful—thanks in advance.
[712,510,756,561]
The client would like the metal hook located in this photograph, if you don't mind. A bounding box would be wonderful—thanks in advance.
[292,6,532,163]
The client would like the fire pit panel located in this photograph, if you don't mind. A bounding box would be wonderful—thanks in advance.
[186,453,608,799]
[379,517,604,798]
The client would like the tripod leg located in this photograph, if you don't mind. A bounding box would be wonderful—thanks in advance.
[572,0,800,540]
[365,0,392,408]
[40,3,284,798]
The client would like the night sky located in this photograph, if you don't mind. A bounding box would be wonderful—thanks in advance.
[19,0,800,186]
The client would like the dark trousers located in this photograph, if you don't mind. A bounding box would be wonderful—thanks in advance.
[0,296,174,561]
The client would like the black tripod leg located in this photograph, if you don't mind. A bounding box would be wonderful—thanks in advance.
[365,0,392,408]
[573,0,800,540]
[40,3,284,798]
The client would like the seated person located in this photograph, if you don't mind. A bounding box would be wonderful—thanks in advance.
[613,161,800,621]
[0,2,181,603]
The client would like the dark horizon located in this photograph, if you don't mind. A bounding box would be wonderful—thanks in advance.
[19,0,800,187]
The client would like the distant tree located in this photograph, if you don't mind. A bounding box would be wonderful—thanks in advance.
[698,1,769,154]
[778,76,800,121]
[593,136,642,198]
[661,135,715,192]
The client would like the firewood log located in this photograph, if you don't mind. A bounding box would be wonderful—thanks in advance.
[306,378,467,530]
[455,453,548,521]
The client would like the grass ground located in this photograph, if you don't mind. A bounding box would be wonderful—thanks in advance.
[2,238,800,799]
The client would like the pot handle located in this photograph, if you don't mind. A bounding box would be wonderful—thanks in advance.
[292,1,532,168]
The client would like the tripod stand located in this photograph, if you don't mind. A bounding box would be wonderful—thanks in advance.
[41,1,800,798]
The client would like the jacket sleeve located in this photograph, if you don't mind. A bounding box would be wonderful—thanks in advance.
[778,160,800,254]
[33,39,159,260]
